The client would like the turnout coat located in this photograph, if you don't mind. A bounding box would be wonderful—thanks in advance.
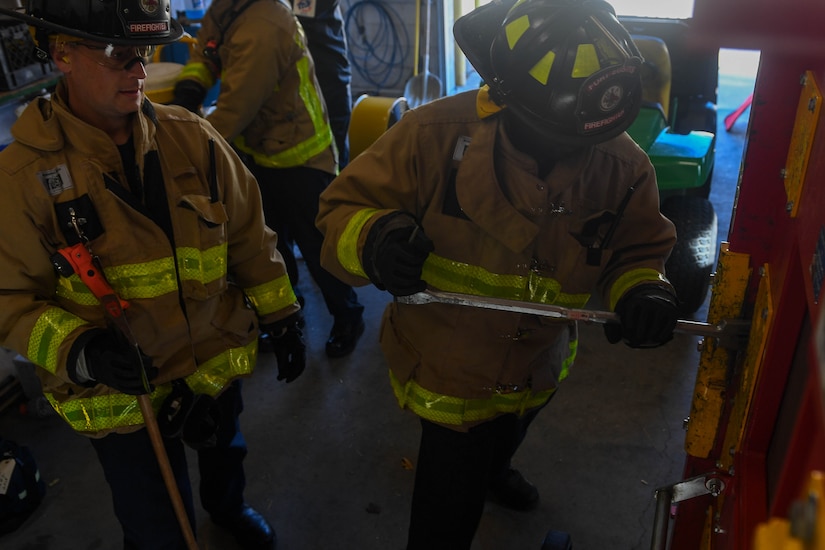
[177,0,336,174]
[317,89,676,431]
[0,83,298,437]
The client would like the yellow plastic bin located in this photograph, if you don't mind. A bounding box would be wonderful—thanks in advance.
[144,34,198,104]
[144,62,184,104]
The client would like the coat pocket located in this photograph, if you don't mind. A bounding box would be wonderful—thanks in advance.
[176,194,229,300]
[379,305,421,384]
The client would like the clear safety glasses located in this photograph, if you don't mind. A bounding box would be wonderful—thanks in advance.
[68,42,156,71]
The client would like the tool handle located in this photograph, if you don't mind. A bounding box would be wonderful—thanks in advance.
[56,244,129,312]
[55,245,195,547]
[138,395,200,550]
[401,290,749,342]
[99,305,196,547]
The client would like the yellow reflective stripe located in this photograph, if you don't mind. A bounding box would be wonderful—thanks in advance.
[28,307,87,374]
[244,274,297,316]
[55,275,99,306]
[178,63,216,88]
[609,268,670,310]
[45,341,258,432]
[337,208,381,278]
[234,56,333,168]
[45,385,172,433]
[505,15,530,50]
[53,246,227,307]
[529,51,555,85]
[422,254,591,308]
[177,244,227,287]
[185,340,257,396]
[572,44,600,78]
[106,257,179,300]
[390,370,555,426]
[559,337,578,382]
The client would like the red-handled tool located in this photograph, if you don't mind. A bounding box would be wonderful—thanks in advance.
[52,208,199,550]
[55,241,130,318]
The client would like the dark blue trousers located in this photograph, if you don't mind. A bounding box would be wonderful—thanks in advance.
[90,381,247,550]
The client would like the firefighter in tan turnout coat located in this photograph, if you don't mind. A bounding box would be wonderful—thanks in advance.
[173,0,366,359]
[0,1,304,548]
[316,0,680,547]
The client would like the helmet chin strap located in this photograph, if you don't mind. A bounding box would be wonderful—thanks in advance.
[501,108,584,159]
[34,27,52,62]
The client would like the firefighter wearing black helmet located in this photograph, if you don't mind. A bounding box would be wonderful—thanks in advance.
[316,0,679,547]
[0,1,305,548]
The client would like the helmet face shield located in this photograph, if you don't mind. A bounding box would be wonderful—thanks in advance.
[455,0,644,147]
[0,0,183,47]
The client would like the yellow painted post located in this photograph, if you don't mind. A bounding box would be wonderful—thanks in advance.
[719,264,774,470]
[454,0,466,87]
[685,243,751,458]
[783,70,821,217]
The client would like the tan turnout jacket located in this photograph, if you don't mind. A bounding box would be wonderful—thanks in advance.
[0,83,298,437]
[178,0,336,174]
[317,90,676,431]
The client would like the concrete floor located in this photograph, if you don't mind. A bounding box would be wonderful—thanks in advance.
[0,63,756,550]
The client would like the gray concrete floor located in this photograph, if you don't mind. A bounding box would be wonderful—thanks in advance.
[0,61,756,550]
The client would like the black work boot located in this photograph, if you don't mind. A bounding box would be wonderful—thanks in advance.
[325,317,365,358]
[488,468,540,511]
[212,504,276,549]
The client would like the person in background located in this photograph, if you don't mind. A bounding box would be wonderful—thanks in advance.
[0,1,306,548]
[315,0,680,547]
[172,0,366,359]
[294,0,353,168]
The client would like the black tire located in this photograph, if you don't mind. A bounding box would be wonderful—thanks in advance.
[661,196,718,316]
[541,530,573,550]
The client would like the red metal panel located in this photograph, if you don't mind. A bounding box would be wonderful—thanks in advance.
[691,0,825,56]
[727,64,825,547]
[670,0,825,545]
[769,367,825,515]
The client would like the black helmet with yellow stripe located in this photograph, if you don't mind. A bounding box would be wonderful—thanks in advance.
[454,0,643,147]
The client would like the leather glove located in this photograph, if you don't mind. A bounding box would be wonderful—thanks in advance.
[363,212,434,296]
[603,284,679,348]
[169,79,207,112]
[262,313,307,383]
[76,332,158,395]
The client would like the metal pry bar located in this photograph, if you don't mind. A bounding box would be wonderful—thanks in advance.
[397,289,751,349]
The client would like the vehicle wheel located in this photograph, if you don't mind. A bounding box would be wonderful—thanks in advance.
[541,530,573,550]
[661,196,718,316]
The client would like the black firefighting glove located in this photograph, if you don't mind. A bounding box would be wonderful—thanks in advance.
[363,212,434,296]
[169,79,207,112]
[603,284,679,348]
[262,313,307,383]
[74,331,158,395]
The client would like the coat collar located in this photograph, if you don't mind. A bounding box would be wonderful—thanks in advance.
[454,115,591,253]
[12,80,159,162]
[455,119,538,253]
